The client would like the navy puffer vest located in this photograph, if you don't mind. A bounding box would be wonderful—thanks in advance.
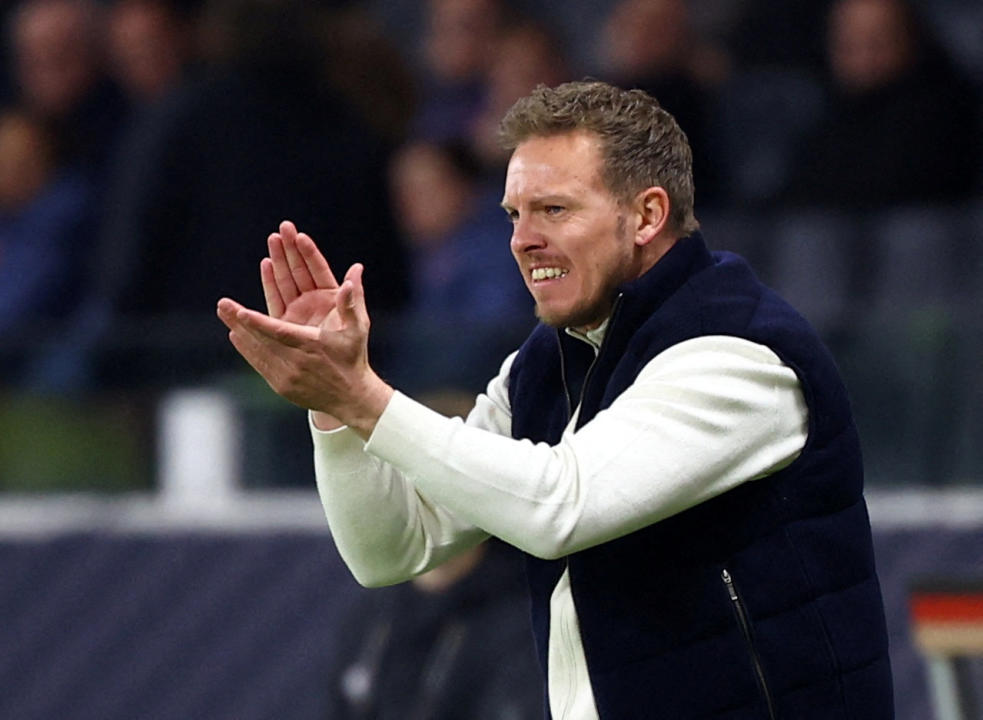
[508,233,893,719]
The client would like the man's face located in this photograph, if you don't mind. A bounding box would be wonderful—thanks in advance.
[503,130,638,331]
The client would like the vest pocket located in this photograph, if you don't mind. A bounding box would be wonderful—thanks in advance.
[721,568,778,720]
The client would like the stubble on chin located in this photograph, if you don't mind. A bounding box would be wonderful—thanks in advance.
[534,298,612,331]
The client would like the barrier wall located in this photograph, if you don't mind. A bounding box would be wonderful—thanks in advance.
[0,490,981,719]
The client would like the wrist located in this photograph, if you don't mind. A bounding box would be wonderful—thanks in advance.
[311,410,344,431]
[337,375,394,440]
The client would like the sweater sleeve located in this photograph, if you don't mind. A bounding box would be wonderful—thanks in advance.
[311,352,517,587]
[363,335,808,560]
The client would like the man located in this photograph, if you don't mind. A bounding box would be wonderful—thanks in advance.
[217,81,894,719]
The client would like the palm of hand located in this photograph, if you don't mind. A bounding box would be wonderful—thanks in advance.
[279,288,343,331]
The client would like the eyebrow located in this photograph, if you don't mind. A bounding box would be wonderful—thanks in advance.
[501,194,576,211]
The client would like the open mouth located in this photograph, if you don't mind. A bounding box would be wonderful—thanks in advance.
[531,267,569,282]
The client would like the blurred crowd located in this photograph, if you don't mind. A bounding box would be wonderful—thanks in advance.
[0,0,980,488]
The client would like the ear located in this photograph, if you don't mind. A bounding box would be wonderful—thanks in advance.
[632,186,670,247]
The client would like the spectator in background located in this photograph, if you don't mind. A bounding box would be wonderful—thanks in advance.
[9,0,127,186]
[20,0,202,391]
[325,391,542,719]
[324,537,543,720]
[71,0,409,388]
[783,0,981,209]
[468,19,572,176]
[384,139,531,393]
[0,108,94,379]
[595,0,726,206]
[318,3,418,145]
[412,0,504,142]
[105,0,198,108]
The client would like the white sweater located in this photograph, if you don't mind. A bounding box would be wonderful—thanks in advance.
[310,333,808,719]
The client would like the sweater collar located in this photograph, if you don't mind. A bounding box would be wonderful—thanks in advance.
[564,318,609,352]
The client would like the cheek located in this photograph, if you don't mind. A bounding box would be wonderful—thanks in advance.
[577,257,612,299]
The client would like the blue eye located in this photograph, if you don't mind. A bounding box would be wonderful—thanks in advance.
[545,205,564,215]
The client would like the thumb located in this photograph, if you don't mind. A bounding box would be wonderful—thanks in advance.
[336,263,368,328]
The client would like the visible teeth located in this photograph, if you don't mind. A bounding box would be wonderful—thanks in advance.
[532,267,568,281]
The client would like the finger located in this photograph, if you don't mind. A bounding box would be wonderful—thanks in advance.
[336,263,368,329]
[216,297,246,330]
[260,258,286,318]
[297,232,338,289]
[227,325,268,372]
[268,232,300,305]
[279,219,298,238]
[218,298,276,341]
[234,305,319,349]
[280,221,316,293]
[227,325,289,389]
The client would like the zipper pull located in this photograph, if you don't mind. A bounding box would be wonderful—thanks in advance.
[722,568,738,601]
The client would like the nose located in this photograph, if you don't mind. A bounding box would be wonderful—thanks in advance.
[510,216,546,256]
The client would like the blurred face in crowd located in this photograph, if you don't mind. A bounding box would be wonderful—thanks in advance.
[486,25,568,115]
[13,0,100,116]
[601,0,689,78]
[469,24,570,168]
[390,142,473,249]
[503,131,644,331]
[0,113,53,211]
[425,0,501,82]
[829,0,915,92]
[108,0,188,103]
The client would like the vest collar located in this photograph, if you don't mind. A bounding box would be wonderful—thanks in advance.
[613,230,714,334]
[552,231,714,429]
[560,232,713,352]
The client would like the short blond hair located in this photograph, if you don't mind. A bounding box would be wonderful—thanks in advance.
[499,80,698,235]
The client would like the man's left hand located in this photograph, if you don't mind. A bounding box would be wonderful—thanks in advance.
[217,255,393,439]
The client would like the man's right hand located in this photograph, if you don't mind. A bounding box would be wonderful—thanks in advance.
[219,219,393,436]
[259,220,341,430]
[258,220,347,431]
[262,220,339,322]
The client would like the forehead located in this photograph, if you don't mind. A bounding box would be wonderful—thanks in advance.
[503,130,607,201]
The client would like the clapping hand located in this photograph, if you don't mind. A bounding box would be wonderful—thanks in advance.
[216,220,393,436]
